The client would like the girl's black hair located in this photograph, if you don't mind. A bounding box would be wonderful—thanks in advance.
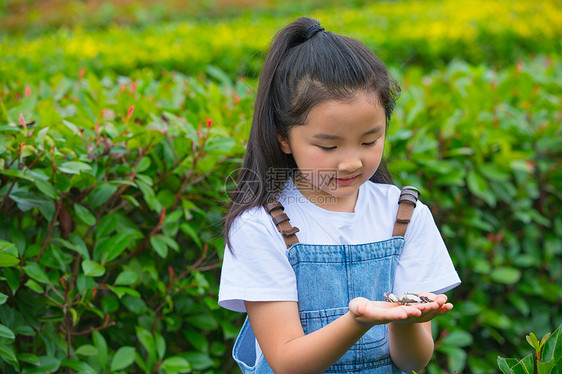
[224,17,400,246]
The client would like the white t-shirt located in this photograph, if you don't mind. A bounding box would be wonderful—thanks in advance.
[219,179,461,313]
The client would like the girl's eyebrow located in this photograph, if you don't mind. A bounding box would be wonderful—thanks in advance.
[312,126,385,140]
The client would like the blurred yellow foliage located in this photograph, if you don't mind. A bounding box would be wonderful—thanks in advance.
[1,0,560,81]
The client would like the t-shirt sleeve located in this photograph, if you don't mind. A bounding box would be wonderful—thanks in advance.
[218,207,298,312]
[393,201,461,296]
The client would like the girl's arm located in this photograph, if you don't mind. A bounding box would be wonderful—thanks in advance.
[245,295,451,374]
[389,321,434,373]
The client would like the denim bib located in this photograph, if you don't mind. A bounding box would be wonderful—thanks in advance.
[232,237,405,373]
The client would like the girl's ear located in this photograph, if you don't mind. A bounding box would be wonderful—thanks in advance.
[277,134,292,154]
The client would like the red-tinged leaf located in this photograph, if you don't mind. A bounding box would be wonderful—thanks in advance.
[130,81,136,94]
[19,113,26,127]
[159,207,166,225]
[126,105,135,120]
[206,118,213,128]
[168,266,174,279]
[25,86,31,97]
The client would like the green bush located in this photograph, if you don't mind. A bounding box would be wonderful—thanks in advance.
[387,55,562,373]
[0,70,252,373]
[1,54,560,373]
[498,324,562,374]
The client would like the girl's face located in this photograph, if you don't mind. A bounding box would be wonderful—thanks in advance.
[278,92,386,212]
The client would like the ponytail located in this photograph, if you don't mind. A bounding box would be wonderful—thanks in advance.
[224,17,399,247]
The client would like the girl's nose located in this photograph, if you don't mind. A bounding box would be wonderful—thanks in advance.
[338,153,362,172]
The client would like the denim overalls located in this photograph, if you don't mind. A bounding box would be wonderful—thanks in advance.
[232,187,419,373]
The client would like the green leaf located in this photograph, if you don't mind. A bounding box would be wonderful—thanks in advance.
[161,234,180,252]
[74,204,96,226]
[69,308,79,325]
[136,178,162,213]
[441,345,467,373]
[107,285,140,299]
[183,329,208,352]
[18,352,40,365]
[186,313,217,331]
[0,344,19,370]
[58,161,92,174]
[38,198,56,221]
[510,353,534,374]
[161,356,191,374]
[96,214,118,239]
[35,179,57,199]
[28,355,61,373]
[94,234,130,263]
[136,156,151,172]
[82,260,106,277]
[490,267,521,284]
[61,360,96,373]
[526,332,540,352]
[155,332,166,360]
[92,331,108,370]
[54,235,90,260]
[467,169,487,196]
[498,357,515,374]
[136,326,156,360]
[25,279,44,293]
[0,292,8,305]
[0,324,15,339]
[441,330,474,348]
[180,223,202,248]
[542,324,561,364]
[89,183,118,208]
[150,235,169,258]
[75,344,98,356]
[23,262,51,284]
[539,332,551,351]
[122,295,147,314]
[0,253,20,267]
[0,240,17,255]
[110,346,136,371]
[181,352,213,371]
[0,169,35,181]
[114,270,138,286]
[4,267,19,295]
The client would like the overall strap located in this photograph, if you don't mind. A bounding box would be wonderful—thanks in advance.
[264,202,300,249]
[392,186,420,237]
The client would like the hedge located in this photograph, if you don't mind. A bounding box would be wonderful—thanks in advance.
[1,52,560,372]
[0,70,252,373]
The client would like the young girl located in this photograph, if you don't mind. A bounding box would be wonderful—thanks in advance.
[219,17,461,374]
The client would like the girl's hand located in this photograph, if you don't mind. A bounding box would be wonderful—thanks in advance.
[348,292,453,325]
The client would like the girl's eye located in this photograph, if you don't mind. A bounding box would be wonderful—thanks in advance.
[363,140,377,146]
[318,145,337,151]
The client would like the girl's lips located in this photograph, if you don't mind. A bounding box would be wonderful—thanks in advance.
[334,174,360,185]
